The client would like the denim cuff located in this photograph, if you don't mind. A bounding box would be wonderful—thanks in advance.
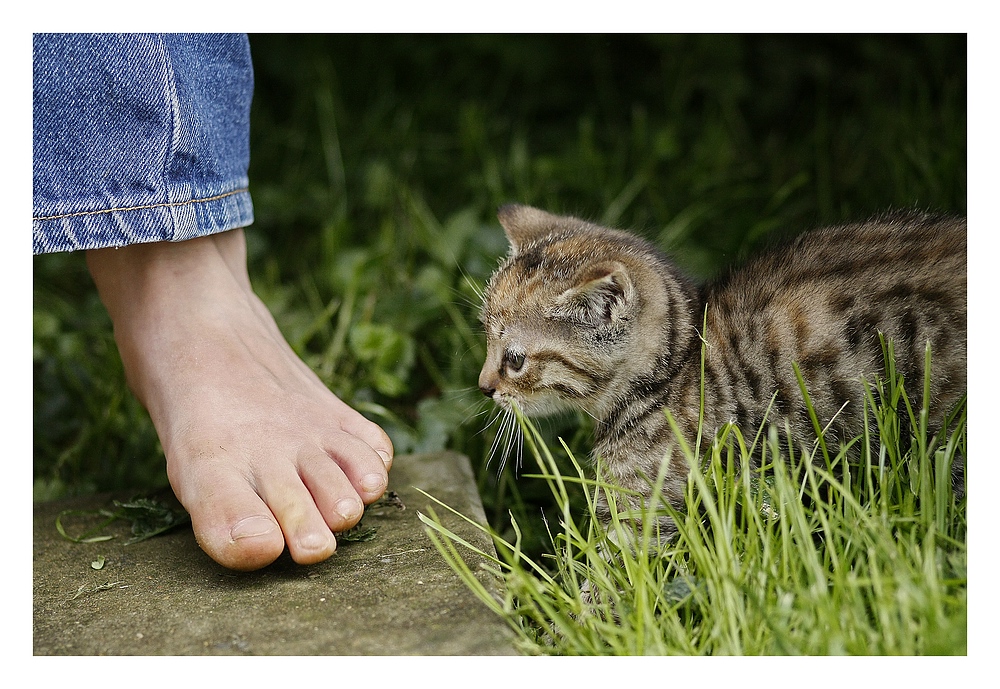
[33,33,255,254]
[32,188,254,253]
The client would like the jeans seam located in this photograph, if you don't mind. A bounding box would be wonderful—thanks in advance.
[33,188,250,222]
[158,34,184,207]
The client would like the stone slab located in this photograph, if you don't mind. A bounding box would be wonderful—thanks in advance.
[33,451,515,655]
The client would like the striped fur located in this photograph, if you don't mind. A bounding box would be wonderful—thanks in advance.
[479,204,967,539]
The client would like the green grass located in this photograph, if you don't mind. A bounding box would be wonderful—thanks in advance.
[33,35,967,653]
[421,342,966,655]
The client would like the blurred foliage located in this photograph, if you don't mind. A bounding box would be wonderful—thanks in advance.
[34,34,965,552]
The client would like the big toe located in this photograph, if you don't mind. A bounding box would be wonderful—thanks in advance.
[171,464,288,571]
[192,511,287,571]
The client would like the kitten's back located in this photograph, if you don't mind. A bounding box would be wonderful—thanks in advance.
[701,211,966,447]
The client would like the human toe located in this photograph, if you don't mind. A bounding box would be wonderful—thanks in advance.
[257,470,338,565]
[194,511,286,571]
[330,400,395,469]
[320,434,390,504]
[298,452,367,532]
[169,460,287,571]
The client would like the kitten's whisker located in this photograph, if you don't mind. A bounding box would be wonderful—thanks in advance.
[465,404,495,429]
[484,409,508,470]
[514,423,524,472]
[499,411,517,475]
[460,273,486,305]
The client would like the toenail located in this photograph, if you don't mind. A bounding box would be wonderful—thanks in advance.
[335,498,363,521]
[299,530,333,552]
[230,515,278,541]
[361,473,386,493]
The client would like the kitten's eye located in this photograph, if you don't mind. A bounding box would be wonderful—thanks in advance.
[504,350,526,373]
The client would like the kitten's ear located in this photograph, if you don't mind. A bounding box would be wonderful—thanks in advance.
[552,262,634,327]
[497,204,565,253]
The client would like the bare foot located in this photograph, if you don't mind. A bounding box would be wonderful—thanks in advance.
[86,229,393,570]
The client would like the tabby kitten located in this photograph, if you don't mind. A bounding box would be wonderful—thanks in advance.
[479,204,966,539]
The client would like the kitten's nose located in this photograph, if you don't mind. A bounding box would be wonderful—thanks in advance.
[479,371,498,398]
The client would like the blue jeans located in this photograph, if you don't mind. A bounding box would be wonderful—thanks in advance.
[32,33,255,254]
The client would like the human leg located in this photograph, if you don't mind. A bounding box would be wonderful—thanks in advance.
[36,34,393,569]
[86,229,393,570]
